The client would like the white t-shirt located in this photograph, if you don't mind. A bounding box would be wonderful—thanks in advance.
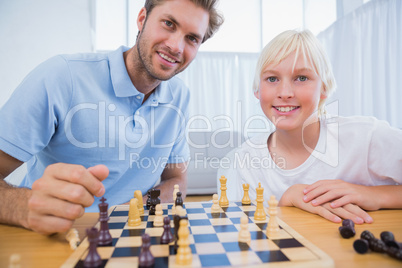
[223,115,402,202]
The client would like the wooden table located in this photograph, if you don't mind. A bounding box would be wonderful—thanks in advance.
[0,207,401,267]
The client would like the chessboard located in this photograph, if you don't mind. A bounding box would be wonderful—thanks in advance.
[62,201,334,268]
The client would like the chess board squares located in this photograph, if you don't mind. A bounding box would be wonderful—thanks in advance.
[209,217,233,226]
[108,216,128,223]
[266,229,294,240]
[186,213,209,220]
[281,247,319,261]
[225,211,247,218]
[195,242,226,255]
[190,225,216,235]
[185,208,207,214]
[168,254,201,267]
[198,254,231,267]
[114,236,142,248]
[226,251,262,266]
[103,256,138,268]
[249,238,281,252]
[183,203,204,209]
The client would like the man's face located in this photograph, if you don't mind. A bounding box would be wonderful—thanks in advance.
[136,0,209,81]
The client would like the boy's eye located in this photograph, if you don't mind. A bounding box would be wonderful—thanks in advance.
[298,76,308,82]
[267,77,277,82]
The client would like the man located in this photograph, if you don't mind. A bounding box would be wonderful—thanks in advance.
[0,0,223,235]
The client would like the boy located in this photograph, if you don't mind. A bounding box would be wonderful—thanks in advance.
[232,29,402,224]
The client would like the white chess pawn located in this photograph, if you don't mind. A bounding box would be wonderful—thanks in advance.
[211,194,220,213]
[172,184,180,215]
[238,215,251,243]
[153,204,164,227]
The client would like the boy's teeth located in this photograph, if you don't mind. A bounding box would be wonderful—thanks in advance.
[159,53,176,63]
[276,106,297,112]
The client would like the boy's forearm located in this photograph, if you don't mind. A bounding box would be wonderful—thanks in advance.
[374,185,402,209]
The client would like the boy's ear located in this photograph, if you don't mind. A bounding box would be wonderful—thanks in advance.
[254,89,260,99]
[137,7,147,32]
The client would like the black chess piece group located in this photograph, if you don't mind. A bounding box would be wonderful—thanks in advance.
[353,230,402,261]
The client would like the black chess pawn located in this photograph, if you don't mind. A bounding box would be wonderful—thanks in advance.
[381,231,401,249]
[339,219,356,239]
[83,227,102,268]
[160,216,174,244]
[139,233,154,268]
[360,230,375,241]
[386,247,402,261]
[175,192,183,207]
[98,197,113,246]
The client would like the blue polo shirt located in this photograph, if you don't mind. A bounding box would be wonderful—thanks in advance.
[0,46,190,211]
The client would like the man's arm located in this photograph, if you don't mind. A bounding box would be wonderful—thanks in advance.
[154,162,188,203]
[0,150,108,235]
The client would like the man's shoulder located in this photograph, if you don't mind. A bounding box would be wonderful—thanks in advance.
[59,51,109,64]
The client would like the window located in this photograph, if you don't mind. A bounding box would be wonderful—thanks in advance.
[95,0,337,53]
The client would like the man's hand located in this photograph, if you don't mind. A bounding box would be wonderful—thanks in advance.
[27,163,108,235]
[279,184,373,224]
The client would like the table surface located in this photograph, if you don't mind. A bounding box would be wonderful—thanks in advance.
[0,203,401,268]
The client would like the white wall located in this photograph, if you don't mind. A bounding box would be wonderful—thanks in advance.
[0,0,94,185]
[0,0,94,108]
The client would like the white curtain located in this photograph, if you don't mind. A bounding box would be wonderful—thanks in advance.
[177,52,270,137]
[317,0,402,128]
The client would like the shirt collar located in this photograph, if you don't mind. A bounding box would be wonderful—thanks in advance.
[108,46,173,104]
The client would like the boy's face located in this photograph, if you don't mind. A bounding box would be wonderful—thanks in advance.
[136,0,209,81]
[255,52,326,132]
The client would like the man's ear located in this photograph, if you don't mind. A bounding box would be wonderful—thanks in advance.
[137,7,147,32]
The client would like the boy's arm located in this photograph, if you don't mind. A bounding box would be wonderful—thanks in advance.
[279,184,373,224]
[0,150,108,235]
[303,180,402,210]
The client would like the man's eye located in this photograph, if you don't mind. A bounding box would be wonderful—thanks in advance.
[298,76,308,81]
[267,77,277,82]
[164,20,173,27]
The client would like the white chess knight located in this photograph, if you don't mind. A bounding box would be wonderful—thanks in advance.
[238,215,251,243]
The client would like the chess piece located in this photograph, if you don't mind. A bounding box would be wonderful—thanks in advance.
[381,231,401,249]
[267,195,279,235]
[146,190,151,209]
[98,197,113,245]
[238,215,251,243]
[339,219,355,239]
[242,183,251,205]
[65,228,80,250]
[353,239,369,254]
[134,190,145,215]
[253,183,266,221]
[128,198,141,227]
[83,227,102,268]
[149,189,161,215]
[153,204,164,227]
[211,194,220,213]
[174,208,188,250]
[176,219,192,265]
[175,192,183,207]
[9,253,21,268]
[139,233,154,268]
[172,184,180,215]
[218,176,229,207]
[160,216,174,244]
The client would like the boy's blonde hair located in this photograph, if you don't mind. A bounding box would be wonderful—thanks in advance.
[253,30,336,116]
